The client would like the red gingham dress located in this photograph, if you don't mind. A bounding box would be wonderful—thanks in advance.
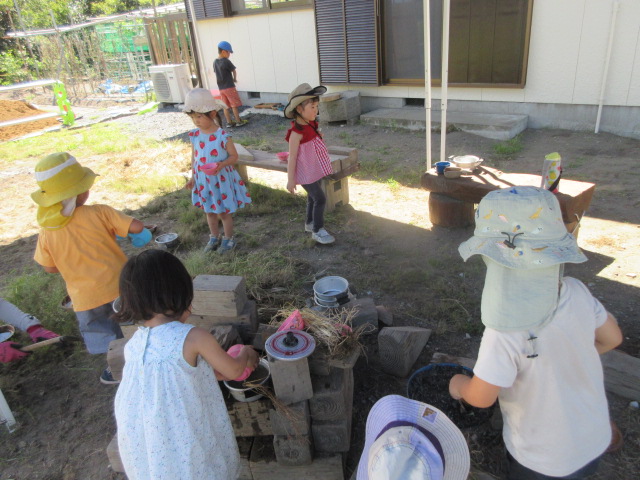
[285,121,333,185]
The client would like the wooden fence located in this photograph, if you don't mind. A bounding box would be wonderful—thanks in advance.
[144,13,197,79]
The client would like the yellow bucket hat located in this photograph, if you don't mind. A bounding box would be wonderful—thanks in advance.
[31,152,97,207]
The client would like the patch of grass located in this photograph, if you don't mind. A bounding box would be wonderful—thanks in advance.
[390,167,421,187]
[180,247,311,305]
[386,177,400,192]
[493,134,523,157]
[355,157,390,178]
[137,103,159,115]
[104,174,184,195]
[337,131,361,148]
[2,270,76,338]
[0,123,162,163]
[234,135,273,151]
[567,157,587,168]
[237,181,305,216]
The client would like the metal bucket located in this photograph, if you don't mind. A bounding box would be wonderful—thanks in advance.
[223,358,270,403]
[313,276,349,304]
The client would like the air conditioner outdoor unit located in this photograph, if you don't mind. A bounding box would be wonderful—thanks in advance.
[149,64,192,103]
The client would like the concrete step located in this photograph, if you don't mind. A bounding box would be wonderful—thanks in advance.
[359,107,528,141]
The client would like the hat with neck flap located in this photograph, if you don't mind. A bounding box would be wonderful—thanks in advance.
[458,186,587,331]
[31,152,97,229]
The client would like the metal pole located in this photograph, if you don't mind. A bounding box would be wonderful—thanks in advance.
[424,0,432,169]
[440,0,450,163]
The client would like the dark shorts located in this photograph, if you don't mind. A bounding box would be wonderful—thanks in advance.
[507,450,601,480]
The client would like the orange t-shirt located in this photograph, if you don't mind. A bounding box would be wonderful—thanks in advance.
[34,204,133,311]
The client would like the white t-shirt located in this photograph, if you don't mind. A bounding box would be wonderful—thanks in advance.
[473,277,610,477]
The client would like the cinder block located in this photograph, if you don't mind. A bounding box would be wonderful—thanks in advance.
[210,324,241,350]
[310,368,353,422]
[319,90,361,122]
[311,417,351,453]
[320,177,349,212]
[107,434,125,473]
[340,297,378,331]
[191,275,248,317]
[268,356,314,405]
[270,401,310,436]
[249,436,344,479]
[273,434,313,466]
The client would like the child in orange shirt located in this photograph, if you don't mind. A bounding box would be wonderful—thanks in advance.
[31,152,151,383]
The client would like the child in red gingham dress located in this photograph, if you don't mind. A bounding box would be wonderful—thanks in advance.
[284,83,335,245]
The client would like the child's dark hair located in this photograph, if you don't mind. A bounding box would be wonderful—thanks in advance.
[218,47,225,54]
[116,250,193,323]
[186,110,222,127]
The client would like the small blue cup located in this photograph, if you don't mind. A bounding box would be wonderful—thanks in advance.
[435,161,451,175]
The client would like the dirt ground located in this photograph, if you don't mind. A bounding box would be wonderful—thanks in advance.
[0,104,638,479]
[0,100,61,141]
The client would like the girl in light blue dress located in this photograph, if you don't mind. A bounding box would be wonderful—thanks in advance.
[114,250,259,480]
[183,88,252,253]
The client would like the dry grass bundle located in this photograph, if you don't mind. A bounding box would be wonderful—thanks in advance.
[272,307,371,360]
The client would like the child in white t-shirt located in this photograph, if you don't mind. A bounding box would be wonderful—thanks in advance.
[449,186,622,479]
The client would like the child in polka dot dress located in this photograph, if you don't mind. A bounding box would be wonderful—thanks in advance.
[114,249,259,480]
[184,88,251,253]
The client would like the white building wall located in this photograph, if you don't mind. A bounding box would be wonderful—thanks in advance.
[194,0,640,108]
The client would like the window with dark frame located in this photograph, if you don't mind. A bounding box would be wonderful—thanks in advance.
[185,0,312,18]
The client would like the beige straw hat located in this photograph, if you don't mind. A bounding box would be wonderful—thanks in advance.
[284,83,327,119]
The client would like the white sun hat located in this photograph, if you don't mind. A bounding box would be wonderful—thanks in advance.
[357,395,470,480]
[182,88,227,113]
[459,186,587,331]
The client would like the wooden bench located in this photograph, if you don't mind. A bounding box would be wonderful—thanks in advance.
[421,166,595,231]
[235,144,359,212]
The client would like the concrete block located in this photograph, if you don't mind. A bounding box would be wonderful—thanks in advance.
[210,324,241,351]
[249,436,344,479]
[273,434,313,466]
[310,368,353,422]
[376,305,393,326]
[191,275,248,317]
[319,90,361,122]
[311,417,351,453]
[270,400,310,436]
[268,356,314,405]
[252,323,278,351]
[340,297,378,331]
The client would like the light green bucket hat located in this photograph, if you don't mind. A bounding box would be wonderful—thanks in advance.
[459,186,587,331]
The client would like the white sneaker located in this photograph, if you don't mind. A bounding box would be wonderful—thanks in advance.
[304,223,313,232]
[312,228,335,244]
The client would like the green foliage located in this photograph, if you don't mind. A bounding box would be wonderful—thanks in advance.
[0,50,42,85]
[0,123,161,163]
[493,134,524,157]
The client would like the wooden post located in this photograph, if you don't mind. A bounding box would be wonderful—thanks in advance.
[268,356,314,405]
[428,192,475,227]
[378,327,432,377]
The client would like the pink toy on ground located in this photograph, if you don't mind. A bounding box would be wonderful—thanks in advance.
[226,344,255,381]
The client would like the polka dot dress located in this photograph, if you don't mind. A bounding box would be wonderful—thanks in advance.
[115,321,239,480]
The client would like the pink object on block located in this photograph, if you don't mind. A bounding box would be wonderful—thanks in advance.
[276,152,289,162]
[198,162,220,176]
[227,344,254,381]
[277,310,304,332]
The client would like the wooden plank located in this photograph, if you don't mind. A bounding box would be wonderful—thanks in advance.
[191,275,248,317]
[601,349,640,400]
[378,327,432,378]
[188,299,257,329]
[227,398,274,437]
[0,112,59,128]
[144,22,159,65]
[176,20,191,66]
[166,20,181,64]
[250,436,343,480]
[242,149,348,175]
[428,192,475,227]
[237,437,254,480]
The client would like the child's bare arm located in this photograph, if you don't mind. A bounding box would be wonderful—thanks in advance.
[287,131,302,194]
[449,374,500,408]
[128,219,144,234]
[185,145,195,190]
[595,312,623,354]
[221,138,239,166]
[184,327,259,380]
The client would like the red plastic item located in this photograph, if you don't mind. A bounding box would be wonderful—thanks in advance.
[277,310,305,332]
